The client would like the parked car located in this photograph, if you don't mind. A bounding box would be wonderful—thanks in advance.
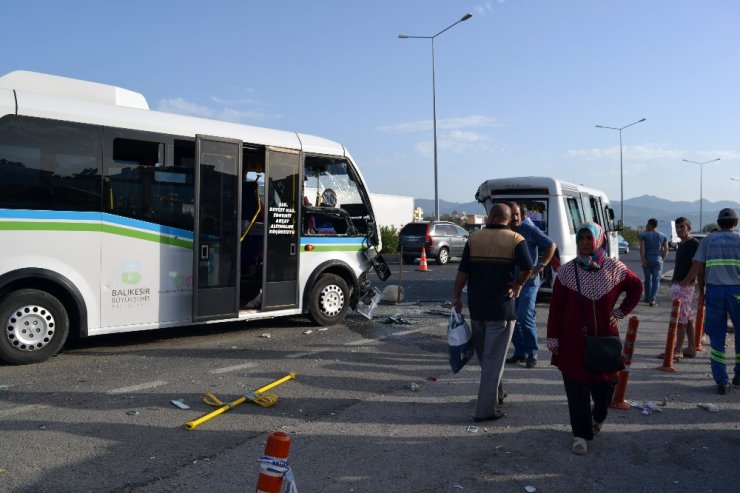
[617,234,630,254]
[398,220,469,265]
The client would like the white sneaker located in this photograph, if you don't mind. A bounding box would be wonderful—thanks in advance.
[572,437,588,455]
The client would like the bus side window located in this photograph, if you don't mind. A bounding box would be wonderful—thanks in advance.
[564,197,584,233]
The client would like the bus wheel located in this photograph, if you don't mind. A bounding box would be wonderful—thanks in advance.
[0,289,70,365]
[309,274,349,326]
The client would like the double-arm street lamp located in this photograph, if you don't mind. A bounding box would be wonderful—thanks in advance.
[683,157,721,231]
[399,13,472,221]
[595,118,646,228]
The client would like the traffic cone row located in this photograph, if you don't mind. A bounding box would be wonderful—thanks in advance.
[657,299,681,373]
[417,247,429,271]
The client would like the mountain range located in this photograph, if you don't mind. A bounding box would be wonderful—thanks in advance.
[415,195,740,230]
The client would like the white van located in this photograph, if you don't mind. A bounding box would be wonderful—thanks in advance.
[658,219,679,250]
[475,177,618,290]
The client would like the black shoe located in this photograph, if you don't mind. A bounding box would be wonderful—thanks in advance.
[526,356,537,368]
[733,375,740,386]
[473,412,506,423]
[498,392,508,405]
[505,356,525,364]
[717,384,729,395]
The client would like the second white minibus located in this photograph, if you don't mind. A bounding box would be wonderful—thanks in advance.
[475,176,619,290]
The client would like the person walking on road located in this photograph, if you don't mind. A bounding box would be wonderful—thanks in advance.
[681,208,740,395]
[639,218,668,306]
[506,202,557,368]
[452,204,533,422]
[659,217,700,361]
[546,222,642,455]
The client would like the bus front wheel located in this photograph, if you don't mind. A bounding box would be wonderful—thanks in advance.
[0,289,70,365]
[308,274,349,326]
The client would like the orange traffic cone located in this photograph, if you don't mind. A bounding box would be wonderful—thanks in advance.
[694,291,705,352]
[611,316,640,410]
[657,299,681,373]
[417,247,429,271]
[256,431,296,493]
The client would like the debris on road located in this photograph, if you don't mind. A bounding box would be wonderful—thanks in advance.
[380,315,417,325]
[465,425,479,434]
[171,399,190,410]
[627,400,664,415]
[303,329,313,335]
[698,403,719,412]
[408,382,421,392]
[259,333,271,338]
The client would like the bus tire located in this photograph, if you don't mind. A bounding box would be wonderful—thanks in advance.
[308,274,349,326]
[436,247,450,265]
[0,289,70,365]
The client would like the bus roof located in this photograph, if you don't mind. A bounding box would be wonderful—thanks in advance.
[0,70,345,157]
[476,176,609,202]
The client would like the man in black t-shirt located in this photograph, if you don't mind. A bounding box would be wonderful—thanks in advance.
[666,217,700,358]
[452,204,533,422]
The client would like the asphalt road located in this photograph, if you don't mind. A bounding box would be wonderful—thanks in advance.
[1,249,737,493]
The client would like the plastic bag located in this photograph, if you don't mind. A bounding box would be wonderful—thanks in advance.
[448,308,474,373]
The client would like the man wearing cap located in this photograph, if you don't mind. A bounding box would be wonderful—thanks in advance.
[682,208,740,395]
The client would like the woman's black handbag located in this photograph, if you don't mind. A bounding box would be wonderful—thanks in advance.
[584,335,623,372]
[574,265,624,372]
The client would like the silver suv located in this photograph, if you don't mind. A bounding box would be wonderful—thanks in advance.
[398,221,469,265]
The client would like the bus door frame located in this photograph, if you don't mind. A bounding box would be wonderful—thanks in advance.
[260,147,301,311]
[192,135,242,322]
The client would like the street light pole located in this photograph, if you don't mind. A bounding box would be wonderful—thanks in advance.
[683,158,721,231]
[595,118,646,228]
[400,13,472,221]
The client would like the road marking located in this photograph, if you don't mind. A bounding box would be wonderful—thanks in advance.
[107,381,168,394]
[210,362,259,374]
[345,338,380,346]
[0,404,48,418]
[286,350,323,359]
[378,328,426,340]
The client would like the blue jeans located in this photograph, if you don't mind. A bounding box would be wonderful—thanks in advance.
[705,284,740,385]
[511,281,539,357]
[642,258,663,303]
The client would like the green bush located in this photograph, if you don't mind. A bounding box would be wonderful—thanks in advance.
[380,225,399,254]
[620,227,639,247]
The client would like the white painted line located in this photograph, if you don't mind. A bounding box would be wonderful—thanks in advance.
[285,350,323,359]
[384,328,425,338]
[107,380,168,394]
[346,328,426,346]
[345,338,379,346]
[0,404,48,418]
[210,362,259,374]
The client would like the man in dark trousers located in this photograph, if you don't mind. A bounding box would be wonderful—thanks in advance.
[452,203,533,422]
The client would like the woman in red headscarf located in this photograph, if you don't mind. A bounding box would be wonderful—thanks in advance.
[547,222,642,455]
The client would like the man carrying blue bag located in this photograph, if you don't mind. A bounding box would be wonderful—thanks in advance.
[452,204,533,422]
[448,309,473,373]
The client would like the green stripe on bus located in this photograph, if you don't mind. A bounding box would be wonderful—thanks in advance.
[303,245,363,252]
[0,221,192,249]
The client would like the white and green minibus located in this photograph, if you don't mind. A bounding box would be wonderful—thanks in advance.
[0,71,389,364]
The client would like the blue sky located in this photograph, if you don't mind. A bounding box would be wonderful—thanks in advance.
[3,0,739,204]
